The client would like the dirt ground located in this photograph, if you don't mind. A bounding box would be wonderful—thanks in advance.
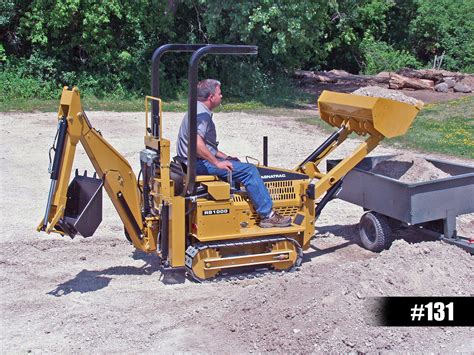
[1,107,473,353]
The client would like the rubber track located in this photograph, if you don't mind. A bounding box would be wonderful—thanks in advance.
[185,236,303,283]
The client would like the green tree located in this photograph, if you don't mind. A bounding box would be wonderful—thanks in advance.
[359,33,420,74]
[408,0,474,72]
[166,0,335,97]
[14,0,175,96]
[322,0,397,72]
[2,0,473,101]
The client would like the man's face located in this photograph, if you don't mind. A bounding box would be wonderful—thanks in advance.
[209,85,222,110]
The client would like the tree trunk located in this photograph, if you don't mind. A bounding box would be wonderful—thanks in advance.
[294,70,390,84]
[389,73,434,90]
[397,68,462,82]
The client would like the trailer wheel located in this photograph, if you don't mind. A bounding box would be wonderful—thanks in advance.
[359,212,392,252]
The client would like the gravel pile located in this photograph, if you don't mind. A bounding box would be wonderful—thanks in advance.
[352,86,422,106]
[371,153,452,183]
[223,240,473,353]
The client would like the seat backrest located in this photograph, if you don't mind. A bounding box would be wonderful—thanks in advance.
[170,160,185,195]
[173,156,188,174]
[172,156,219,185]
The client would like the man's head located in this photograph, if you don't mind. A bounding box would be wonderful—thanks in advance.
[197,79,222,110]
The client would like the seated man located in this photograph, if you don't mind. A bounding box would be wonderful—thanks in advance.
[176,79,291,228]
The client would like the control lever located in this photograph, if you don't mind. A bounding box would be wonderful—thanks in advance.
[227,170,233,190]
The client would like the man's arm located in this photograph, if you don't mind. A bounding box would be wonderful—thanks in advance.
[216,150,240,161]
[197,135,233,171]
[215,150,228,159]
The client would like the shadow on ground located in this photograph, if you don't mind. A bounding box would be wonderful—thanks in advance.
[47,222,444,295]
[47,250,177,296]
[304,222,440,263]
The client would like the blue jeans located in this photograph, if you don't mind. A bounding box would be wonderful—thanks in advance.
[196,159,273,217]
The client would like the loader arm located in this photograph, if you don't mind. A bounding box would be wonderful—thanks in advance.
[38,87,156,252]
[295,90,422,205]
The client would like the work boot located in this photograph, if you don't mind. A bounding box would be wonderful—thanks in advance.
[259,211,292,228]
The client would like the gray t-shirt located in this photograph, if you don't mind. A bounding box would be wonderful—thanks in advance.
[176,101,218,162]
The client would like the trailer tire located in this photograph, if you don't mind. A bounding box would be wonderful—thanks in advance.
[359,212,392,252]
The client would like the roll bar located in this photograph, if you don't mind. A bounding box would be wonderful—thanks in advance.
[184,45,258,195]
[149,43,258,196]
[151,44,207,137]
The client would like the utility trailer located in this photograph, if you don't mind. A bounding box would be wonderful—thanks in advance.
[327,155,474,253]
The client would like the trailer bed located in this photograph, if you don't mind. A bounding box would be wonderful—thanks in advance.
[327,155,474,252]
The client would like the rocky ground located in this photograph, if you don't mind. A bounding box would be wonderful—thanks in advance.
[1,107,473,353]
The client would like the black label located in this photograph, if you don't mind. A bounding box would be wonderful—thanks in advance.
[202,209,230,216]
[257,167,308,181]
[370,297,474,326]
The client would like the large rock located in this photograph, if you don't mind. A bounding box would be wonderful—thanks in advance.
[453,83,472,93]
[376,71,391,79]
[460,76,474,88]
[435,83,449,93]
[443,78,456,88]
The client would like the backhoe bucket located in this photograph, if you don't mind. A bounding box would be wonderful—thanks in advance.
[60,170,103,238]
[318,91,423,138]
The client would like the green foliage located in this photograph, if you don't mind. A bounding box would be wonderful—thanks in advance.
[1,0,473,103]
[0,1,16,27]
[0,44,6,62]
[0,65,60,100]
[6,0,175,98]
[360,34,421,74]
[408,0,474,72]
[199,1,331,71]
[322,0,398,71]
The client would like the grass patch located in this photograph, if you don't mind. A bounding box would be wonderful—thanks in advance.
[392,96,474,158]
[300,96,474,158]
[0,95,312,113]
[0,96,147,112]
[0,95,293,113]
[0,98,60,112]
[0,77,313,113]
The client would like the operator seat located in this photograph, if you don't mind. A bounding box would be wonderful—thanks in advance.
[170,156,219,195]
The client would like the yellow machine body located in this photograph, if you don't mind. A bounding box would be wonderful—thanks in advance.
[38,87,421,281]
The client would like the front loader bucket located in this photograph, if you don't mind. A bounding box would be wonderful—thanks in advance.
[59,170,103,238]
[318,90,423,138]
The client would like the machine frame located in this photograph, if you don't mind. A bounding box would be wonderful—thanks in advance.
[38,43,422,281]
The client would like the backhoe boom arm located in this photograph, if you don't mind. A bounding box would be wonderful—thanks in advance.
[38,87,156,252]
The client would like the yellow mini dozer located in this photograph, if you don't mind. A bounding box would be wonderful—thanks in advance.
[37,44,422,281]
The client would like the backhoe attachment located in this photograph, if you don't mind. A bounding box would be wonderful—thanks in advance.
[37,87,156,252]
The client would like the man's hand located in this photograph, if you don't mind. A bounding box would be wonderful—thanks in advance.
[215,160,233,172]
[226,156,241,162]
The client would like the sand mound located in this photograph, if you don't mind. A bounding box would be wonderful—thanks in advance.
[225,240,473,353]
[352,86,422,106]
[371,153,451,183]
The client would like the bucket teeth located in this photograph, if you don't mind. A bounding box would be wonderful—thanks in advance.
[74,168,96,178]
